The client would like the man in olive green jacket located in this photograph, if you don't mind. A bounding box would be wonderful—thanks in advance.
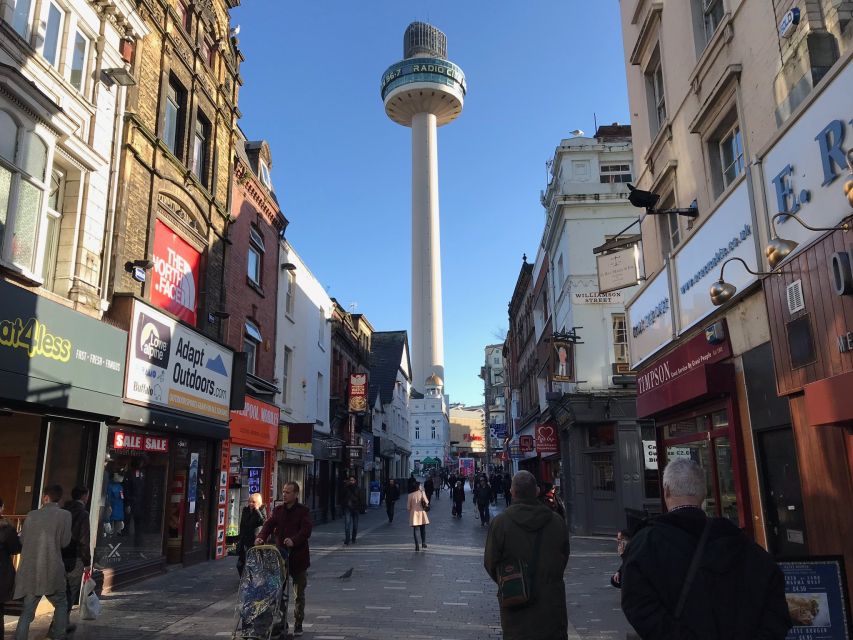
[484,471,569,640]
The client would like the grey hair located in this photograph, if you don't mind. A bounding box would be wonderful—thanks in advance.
[663,458,706,498]
[511,470,538,500]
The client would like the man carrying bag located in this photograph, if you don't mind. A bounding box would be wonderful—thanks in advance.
[484,471,569,640]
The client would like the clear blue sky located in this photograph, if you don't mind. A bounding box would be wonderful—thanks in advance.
[232,1,629,406]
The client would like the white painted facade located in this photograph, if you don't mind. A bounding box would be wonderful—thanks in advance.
[370,346,412,478]
[0,0,147,308]
[410,376,450,470]
[538,134,639,397]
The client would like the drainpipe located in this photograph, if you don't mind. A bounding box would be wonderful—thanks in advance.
[99,80,128,309]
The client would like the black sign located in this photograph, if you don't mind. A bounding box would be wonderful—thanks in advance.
[0,280,127,414]
[135,312,171,368]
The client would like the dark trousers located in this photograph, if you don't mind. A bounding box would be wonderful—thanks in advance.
[412,524,425,545]
[478,502,490,524]
[65,559,85,612]
[505,492,511,506]
[453,500,463,517]
[386,500,396,522]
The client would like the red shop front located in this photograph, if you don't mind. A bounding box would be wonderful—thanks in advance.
[636,321,752,531]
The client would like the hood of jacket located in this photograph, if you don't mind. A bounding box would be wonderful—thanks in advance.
[503,499,556,532]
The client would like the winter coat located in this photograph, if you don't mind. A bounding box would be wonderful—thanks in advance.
[424,477,434,496]
[343,484,363,513]
[61,499,91,569]
[406,476,417,493]
[452,484,465,503]
[484,498,569,640]
[14,502,72,598]
[407,489,430,526]
[475,484,492,506]
[621,506,792,640]
[257,502,312,576]
[0,519,22,602]
[385,483,401,504]
[238,506,265,550]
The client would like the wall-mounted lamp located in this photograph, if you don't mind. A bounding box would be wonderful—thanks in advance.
[280,262,297,271]
[103,67,136,86]
[766,212,852,269]
[709,257,774,306]
[124,259,154,283]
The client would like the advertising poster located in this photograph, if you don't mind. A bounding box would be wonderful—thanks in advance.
[151,219,201,325]
[459,457,475,477]
[781,557,851,639]
[214,440,231,560]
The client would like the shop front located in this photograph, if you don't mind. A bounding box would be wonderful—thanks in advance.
[0,279,127,535]
[226,396,279,540]
[98,297,234,587]
[278,421,313,509]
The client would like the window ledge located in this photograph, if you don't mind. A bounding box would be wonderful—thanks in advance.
[285,312,295,324]
[643,120,672,175]
[688,14,734,96]
[246,276,265,297]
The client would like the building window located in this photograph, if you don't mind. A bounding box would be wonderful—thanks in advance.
[177,0,191,32]
[612,314,629,364]
[431,425,436,439]
[285,270,295,315]
[0,111,52,275]
[282,347,292,405]
[244,321,262,376]
[316,372,323,422]
[599,163,632,184]
[41,1,65,69]
[656,193,680,256]
[645,48,666,135]
[40,167,65,291]
[11,0,34,38]
[415,426,420,440]
[708,112,744,197]
[318,307,325,344]
[192,112,209,182]
[247,227,263,285]
[702,0,724,44]
[68,31,89,92]
[259,160,271,189]
[201,38,214,68]
[163,77,186,159]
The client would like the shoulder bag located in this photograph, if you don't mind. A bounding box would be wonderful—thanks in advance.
[420,492,431,512]
[497,527,545,609]
[674,518,713,619]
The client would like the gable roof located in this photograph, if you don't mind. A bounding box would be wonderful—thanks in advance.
[368,331,410,407]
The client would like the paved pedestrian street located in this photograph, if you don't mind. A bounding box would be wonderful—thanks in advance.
[8,493,635,640]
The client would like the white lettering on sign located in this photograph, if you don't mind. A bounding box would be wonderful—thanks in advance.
[838,331,853,354]
[113,431,169,453]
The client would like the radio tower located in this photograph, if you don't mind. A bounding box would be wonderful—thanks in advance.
[381,22,467,391]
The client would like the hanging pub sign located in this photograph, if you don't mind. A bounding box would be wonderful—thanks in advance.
[780,556,851,638]
[348,373,368,413]
[552,340,575,383]
[535,423,559,455]
[519,435,535,453]
[596,246,640,294]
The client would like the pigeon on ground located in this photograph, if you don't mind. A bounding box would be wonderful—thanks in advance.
[338,567,353,580]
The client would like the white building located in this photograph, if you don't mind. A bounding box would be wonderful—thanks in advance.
[0,0,146,306]
[410,374,449,471]
[275,241,331,495]
[369,331,412,479]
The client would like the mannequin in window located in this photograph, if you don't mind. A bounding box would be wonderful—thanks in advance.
[106,473,126,536]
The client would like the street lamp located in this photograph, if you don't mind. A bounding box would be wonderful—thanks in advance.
[708,257,774,306]
[765,212,851,268]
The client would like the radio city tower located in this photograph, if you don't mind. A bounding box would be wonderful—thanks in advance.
[381,22,466,390]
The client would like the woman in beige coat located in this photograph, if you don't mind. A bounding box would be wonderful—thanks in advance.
[406,480,430,551]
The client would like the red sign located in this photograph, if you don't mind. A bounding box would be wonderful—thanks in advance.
[535,423,559,454]
[348,373,367,413]
[230,396,279,449]
[151,219,201,325]
[519,435,534,453]
[463,434,483,441]
[113,431,169,452]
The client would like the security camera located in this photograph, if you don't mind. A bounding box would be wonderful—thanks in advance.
[627,184,661,210]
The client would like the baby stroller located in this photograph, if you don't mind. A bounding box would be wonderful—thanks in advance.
[233,545,291,639]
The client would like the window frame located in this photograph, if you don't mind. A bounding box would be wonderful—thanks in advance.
[247,227,264,286]
[285,270,295,316]
[282,346,292,406]
[40,165,65,291]
[259,160,272,189]
[644,47,667,135]
[705,106,744,199]
[612,313,629,365]
[40,0,66,69]
[599,163,633,184]
[717,122,744,191]
[163,77,186,160]
[11,0,35,40]
[655,192,680,257]
[191,111,210,183]
[68,29,90,93]
[244,321,262,376]
[702,0,724,44]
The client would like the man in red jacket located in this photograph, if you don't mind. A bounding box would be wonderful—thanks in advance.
[256,481,312,637]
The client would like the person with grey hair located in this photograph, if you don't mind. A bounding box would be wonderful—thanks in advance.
[483,471,568,639]
[621,457,791,639]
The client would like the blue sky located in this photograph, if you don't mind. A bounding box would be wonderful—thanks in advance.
[232,1,629,406]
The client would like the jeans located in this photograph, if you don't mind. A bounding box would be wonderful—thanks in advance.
[66,559,85,613]
[412,524,426,546]
[344,509,358,543]
[291,570,307,626]
[15,591,68,640]
[386,500,396,522]
[478,502,491,524]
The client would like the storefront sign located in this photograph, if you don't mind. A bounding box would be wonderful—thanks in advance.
[125,300,232,421]
[762,62,853,265]
[839,331,853,354]
[597,246,640,294]
[553,339,575,382]
[463,434,483,441]
[780,557,851,637]
[348,373,367,413]
[643,440,657,470]
[230,396,279,449]
[0,280,127,414]
[113,431,169,452]
[636,322,732,417]
[490,423,507,439]
[519,435,534,453]
[535,423,558,455]
[151,220,201,325]
[627,266,674,368]
[674,182,757,332]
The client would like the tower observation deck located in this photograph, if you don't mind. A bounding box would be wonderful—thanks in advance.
[381,22,466,392]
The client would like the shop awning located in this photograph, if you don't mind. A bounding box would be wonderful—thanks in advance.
[111,402,230,440]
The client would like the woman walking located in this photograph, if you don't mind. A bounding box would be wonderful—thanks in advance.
[406,480,430,551]
[1,497,22,633]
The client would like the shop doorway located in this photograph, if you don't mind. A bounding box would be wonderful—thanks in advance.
[167,439,213,566]
[757,427,807,556]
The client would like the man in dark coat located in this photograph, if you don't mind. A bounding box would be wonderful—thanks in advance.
[484,470,569,640]
[61,486,91,630]
[342,476,363,545]
[474,477,492,526]
[621,458,791,640]
[256,481,312,637]
[385,479,401,523]
[451,480,465,518]
[236,493,265,576]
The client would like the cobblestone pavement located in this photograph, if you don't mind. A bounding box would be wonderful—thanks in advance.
[8,488,636,639]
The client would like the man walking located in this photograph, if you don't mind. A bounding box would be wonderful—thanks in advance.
[474,477,492,526]
[484,471,568,639]
[342,476,362,545]
[621,458,791,639]
[256,481,312,637]
[451,480,465,518]
[385,479,400,523]
[15,484,72,640]
[61,486,91,632]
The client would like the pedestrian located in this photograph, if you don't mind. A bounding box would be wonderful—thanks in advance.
[433,473,441,500]
[474,477,492,526]
[61,486,91,632]
[538,482,566,519]
[621,458,792,639]
[484,471,569,640]
[406,480,430,551]
[503,473,512,506]
[1,497,22,634]
[424,475,434,503]
[342,476,362,545]
[448,473,457,491]
[452,480,465,518]
[385,479,401,523]
[236,493,265,577]
[14,484,72,640]
[610,529,631,588]
[406,473,417,494]
[255,481,312,637]
[489,473,499,505]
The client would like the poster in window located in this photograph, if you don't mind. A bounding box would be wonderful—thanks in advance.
[780,557,851,639]
[553,340,575,383]
[151,219,201,325]
[188,453,199,514]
